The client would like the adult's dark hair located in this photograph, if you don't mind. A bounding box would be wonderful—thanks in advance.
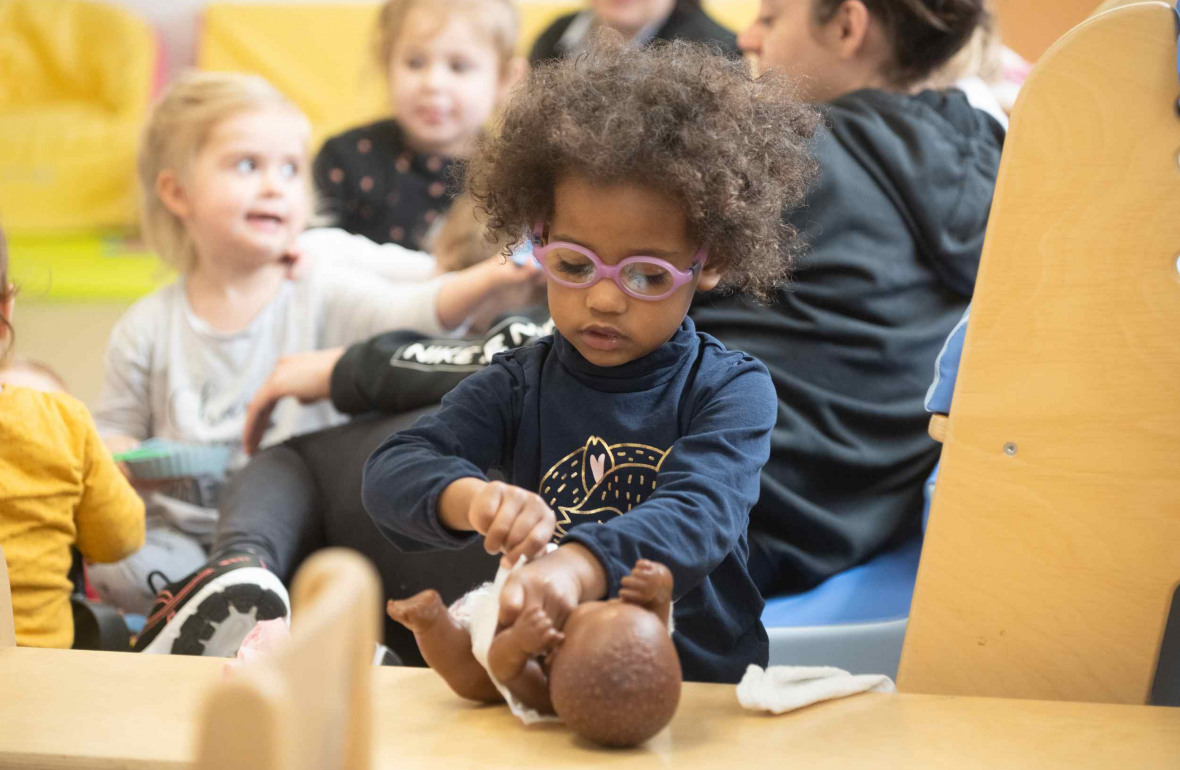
[467,37,819,302]
[814,0,988,85]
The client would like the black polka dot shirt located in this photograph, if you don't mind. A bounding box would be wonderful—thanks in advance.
[313,119,464,250]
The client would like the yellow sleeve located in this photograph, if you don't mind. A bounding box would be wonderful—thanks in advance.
[74,404,146,564]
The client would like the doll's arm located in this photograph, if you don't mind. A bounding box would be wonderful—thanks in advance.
[618,559,674,627]
[486,606,563,716]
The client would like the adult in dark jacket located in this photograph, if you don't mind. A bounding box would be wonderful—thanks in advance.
[132,0,1002,662]
[529,0,738,65]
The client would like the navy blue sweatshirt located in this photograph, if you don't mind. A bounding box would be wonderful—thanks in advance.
[362,318,776,683]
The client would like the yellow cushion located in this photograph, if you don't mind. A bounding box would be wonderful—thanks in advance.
[198,3,390,149]
[0,0,155,233]
[197,1,757,152]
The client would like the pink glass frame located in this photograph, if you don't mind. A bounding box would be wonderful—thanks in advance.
[529,223,709,301]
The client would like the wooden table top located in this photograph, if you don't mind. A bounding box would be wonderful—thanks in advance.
[2,647,1179,769]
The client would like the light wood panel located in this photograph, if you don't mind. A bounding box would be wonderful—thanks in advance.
[195,549,381,770]
[899,1,1180,704]
[1,647,1179,769]
[993,0,1103,61]
[0,548,15,649]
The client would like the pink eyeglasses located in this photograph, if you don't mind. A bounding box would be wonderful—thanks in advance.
[529,222,709,301]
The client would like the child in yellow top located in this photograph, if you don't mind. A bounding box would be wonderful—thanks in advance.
[0,226,145,648]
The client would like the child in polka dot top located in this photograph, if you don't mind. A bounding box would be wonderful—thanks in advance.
[313,0,526,250]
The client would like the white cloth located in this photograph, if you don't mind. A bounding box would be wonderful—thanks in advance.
[94,228,446,534]
[451,550,561,726]
[736,665,895,715]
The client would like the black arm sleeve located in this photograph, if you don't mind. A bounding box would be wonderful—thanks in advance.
[329,310,553,415]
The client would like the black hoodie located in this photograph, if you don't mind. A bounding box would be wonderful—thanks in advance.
[332,88,1004,596]
[693,88,1003,593]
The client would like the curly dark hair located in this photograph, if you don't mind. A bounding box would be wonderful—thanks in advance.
[466,37,819,302]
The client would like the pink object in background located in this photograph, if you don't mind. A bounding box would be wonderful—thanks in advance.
[221,618,290,678]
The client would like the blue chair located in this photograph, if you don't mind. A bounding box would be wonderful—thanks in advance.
[759,464,937,678]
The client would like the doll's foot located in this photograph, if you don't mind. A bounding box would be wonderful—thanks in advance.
[618,559,673,610]
[511,605,564,656]
[386,590,446,633]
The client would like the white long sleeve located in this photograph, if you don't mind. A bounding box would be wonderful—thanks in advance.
[297,227,437,283]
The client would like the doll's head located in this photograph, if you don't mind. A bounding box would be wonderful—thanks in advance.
[467,38,818,366]
[548,601,681,747]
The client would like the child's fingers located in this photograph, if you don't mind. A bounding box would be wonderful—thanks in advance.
[242,389,278,455]
[501,514,555,567]
[482,495,521,555]
[468,481,505,536]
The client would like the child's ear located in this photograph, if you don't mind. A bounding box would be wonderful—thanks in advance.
[697,266,723,293]
[499,56,528,100]
[0,290,13,339]
[156,169,190,219]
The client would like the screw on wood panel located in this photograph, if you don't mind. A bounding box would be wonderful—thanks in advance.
[1003,442,1018,456]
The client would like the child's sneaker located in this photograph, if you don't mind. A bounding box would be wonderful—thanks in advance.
[133,553,290,657]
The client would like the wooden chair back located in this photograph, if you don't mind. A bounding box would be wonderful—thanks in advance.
[0,547,15,649]
[898,1,1180,704]
[194,548,381,770]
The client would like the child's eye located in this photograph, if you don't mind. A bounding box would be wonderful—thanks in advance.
[555,259,593,277]
[404,55,427,70]
[450,58,475,74]
[235,158,258,173]
[757,14,775,28]
[280,162,299,179]
[623,264,671,291]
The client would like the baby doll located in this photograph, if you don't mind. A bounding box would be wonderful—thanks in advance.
[387,558,681,747]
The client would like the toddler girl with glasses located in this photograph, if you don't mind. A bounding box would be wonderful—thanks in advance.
[363,38,818,686]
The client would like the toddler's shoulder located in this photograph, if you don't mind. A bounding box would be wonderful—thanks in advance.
[2,386,94,447]
[318,119,403,159]
[695,332,772,383]
[110,282,182,340]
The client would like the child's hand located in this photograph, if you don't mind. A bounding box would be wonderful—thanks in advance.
[497,543,608,631]
[280,244,313,281]
[468,481,556,568]
[243,347,345,453]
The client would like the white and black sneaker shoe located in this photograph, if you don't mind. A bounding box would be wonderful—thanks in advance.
[133,553,290,657]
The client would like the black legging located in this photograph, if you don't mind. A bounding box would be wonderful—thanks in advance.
[212,409,498,665]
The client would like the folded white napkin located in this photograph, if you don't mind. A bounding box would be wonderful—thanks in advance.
[736,664,895,714]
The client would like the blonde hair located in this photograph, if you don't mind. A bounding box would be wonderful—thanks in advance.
[137,71,310,273]
[375,0,520,74]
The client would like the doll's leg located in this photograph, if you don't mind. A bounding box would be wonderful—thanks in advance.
[618,559,674,627]
[386,590,502,703]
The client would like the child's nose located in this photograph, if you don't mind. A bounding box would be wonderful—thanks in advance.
[259,171,282,195]
[421,62,446,90]
[585,277,627,314]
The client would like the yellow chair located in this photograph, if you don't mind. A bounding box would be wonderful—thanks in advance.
[195,548,381,770]
[898,0,1180,705]
[0,0,157,233]
[198,3,390,150]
